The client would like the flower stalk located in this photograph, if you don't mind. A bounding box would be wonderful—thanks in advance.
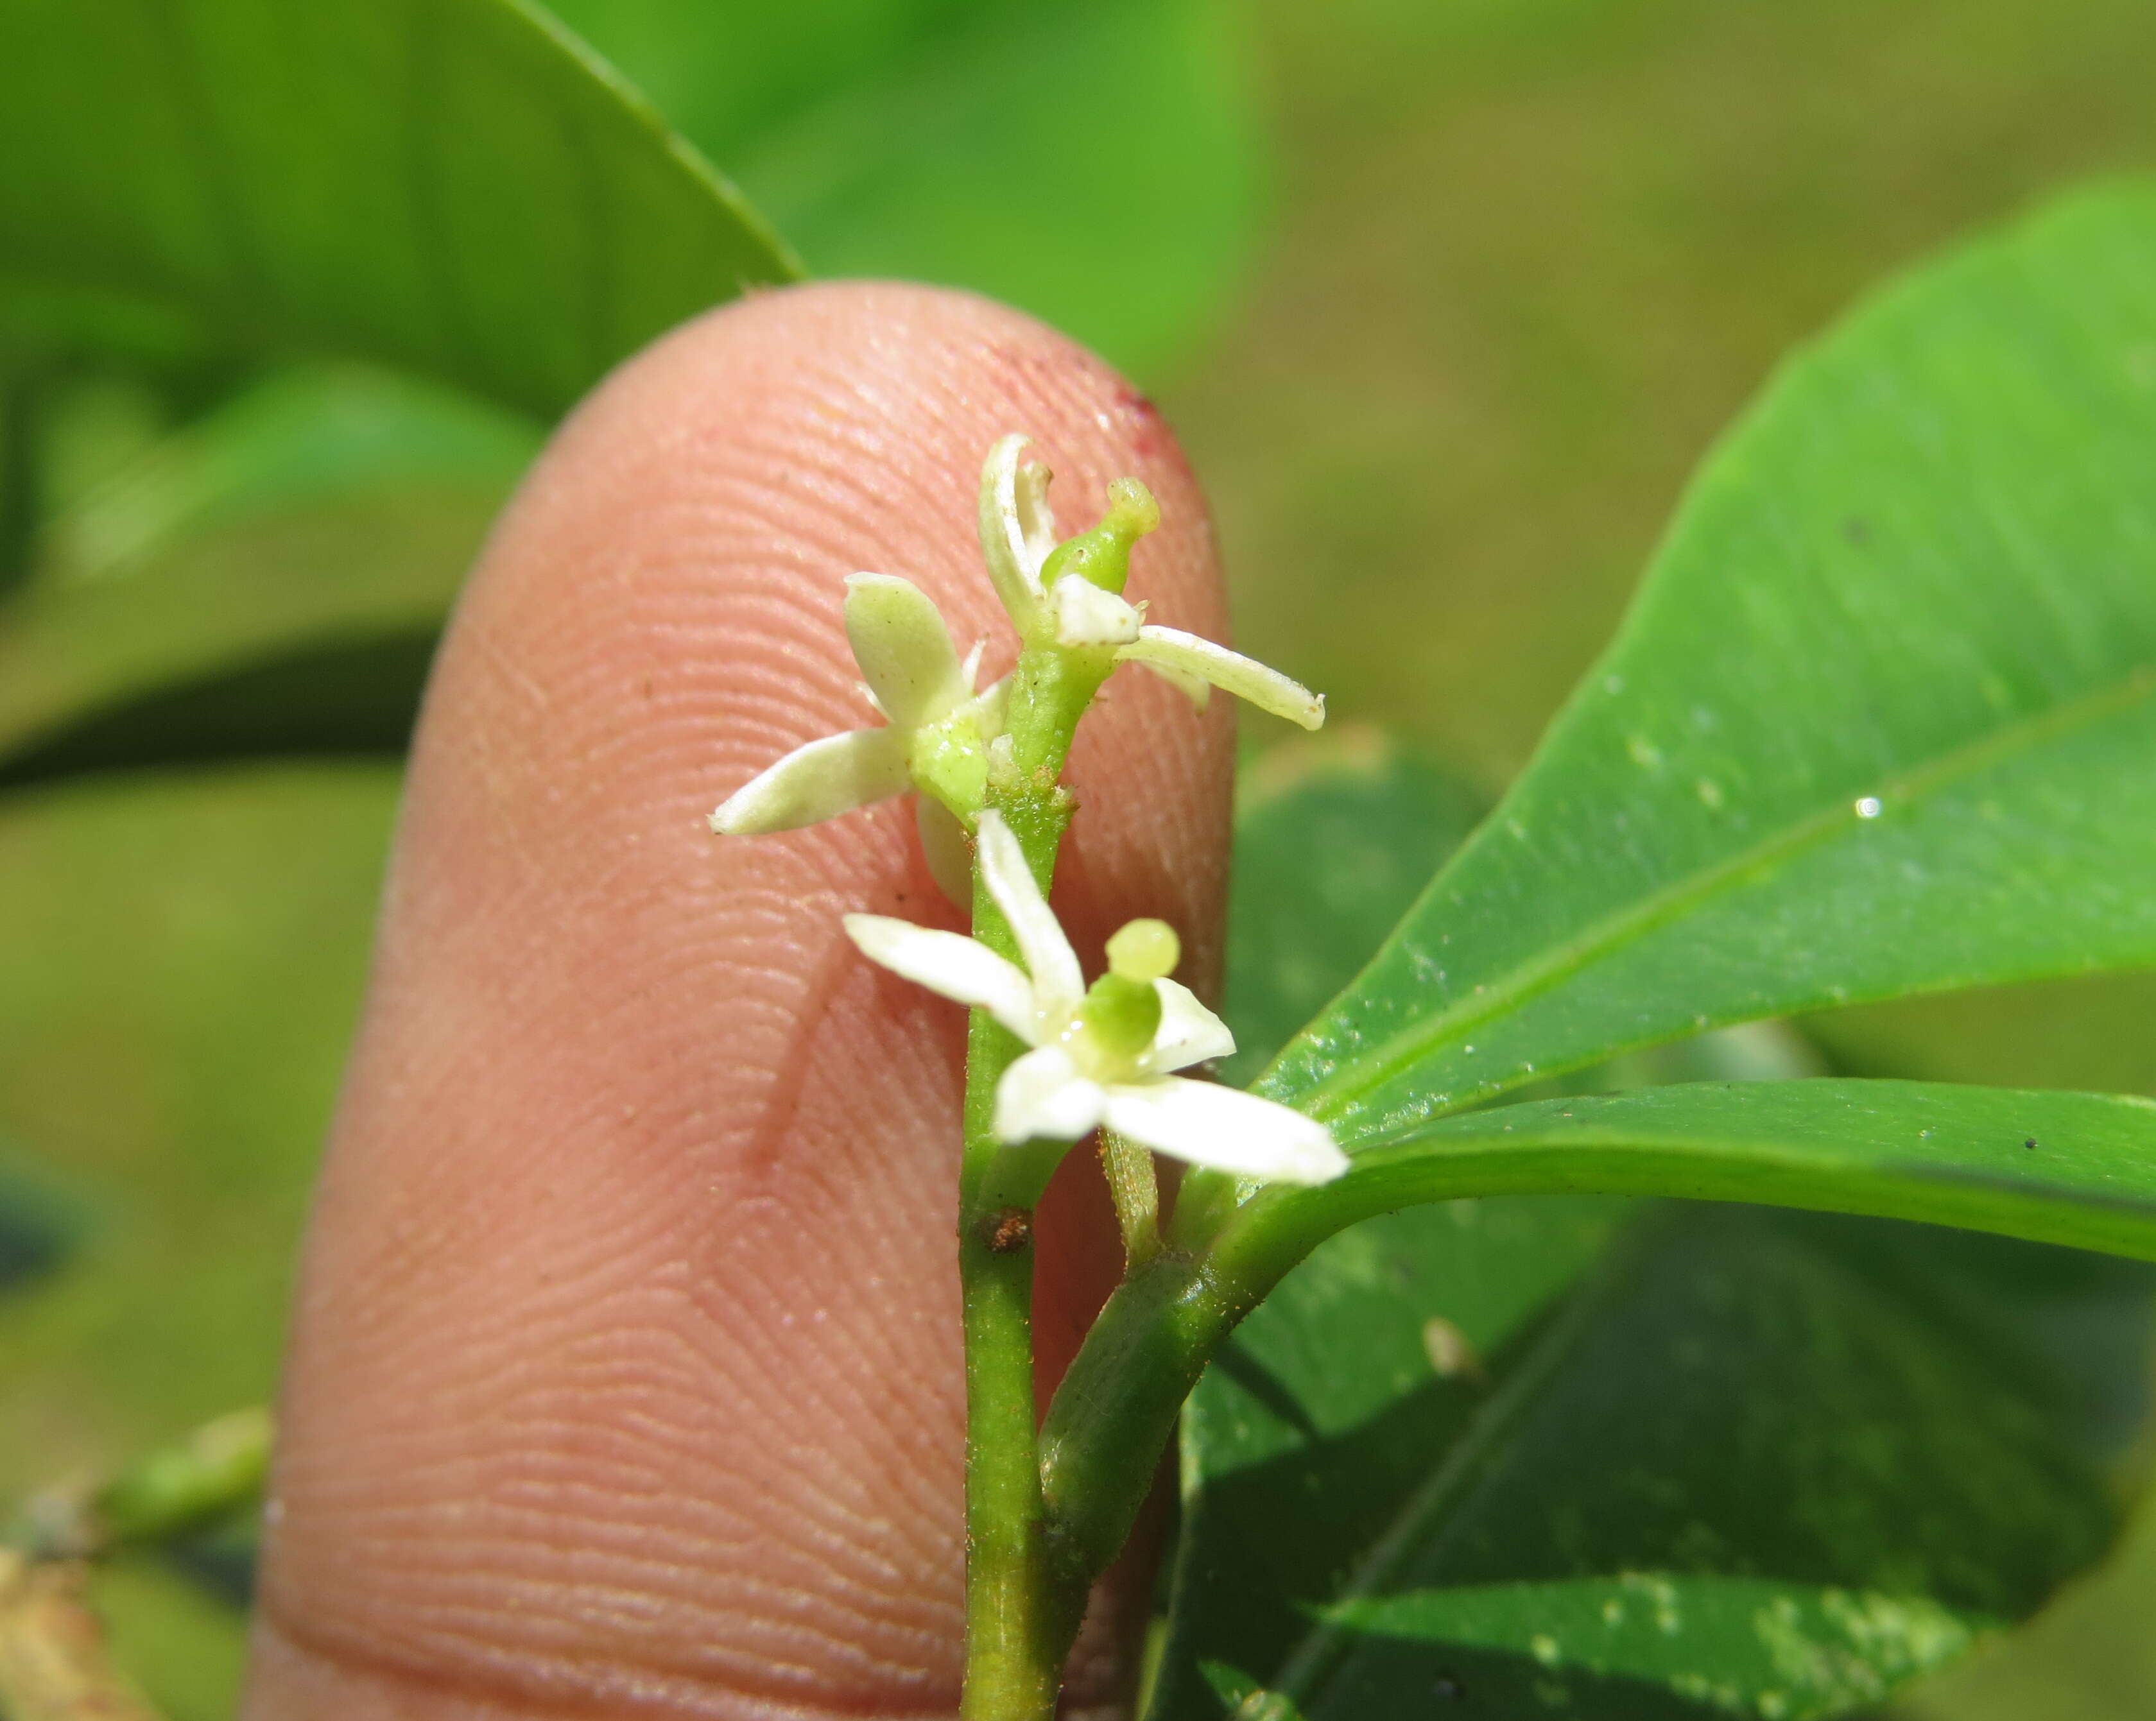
[707,435,1339,1717]
[954,818,1072,1721]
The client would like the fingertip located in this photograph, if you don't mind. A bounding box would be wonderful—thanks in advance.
[250,280,1234,1719]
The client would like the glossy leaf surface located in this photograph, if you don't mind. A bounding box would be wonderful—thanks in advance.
[1223,1080,2156,1283]
[1258,186,2156,1144]
[1155,750,2156,1721]
[1221,741,1487,1087]
[0,0,797,417]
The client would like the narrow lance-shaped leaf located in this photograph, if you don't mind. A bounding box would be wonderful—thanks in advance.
[1252,185,2156,1147]
[1213,1080,2156,1289]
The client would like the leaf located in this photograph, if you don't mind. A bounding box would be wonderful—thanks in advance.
[0,375,509,793]
[0,0,797,418]
[540,0,1260,379]
[1222,737,1488,1086]
[1220,1080,2156,1288]
[1254,184,2156,1147]
[1150,737,2156,1720]
[0,361,531,790]
[0,624,438,791]
[0,357,532,794]
[44,363,539,580]
[1155,1203,2155,1721]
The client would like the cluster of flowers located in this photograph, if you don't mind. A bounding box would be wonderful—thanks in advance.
[709,436,1347,1186]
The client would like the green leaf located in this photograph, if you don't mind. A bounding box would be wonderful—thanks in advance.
[0,361,533,790]
[1147,739,2156,1721]
[0,369,512,792]
[540,0,1260,379]
[0,624,438,791]
[1156,1203,2155,1721]
[43,363,539,580]
[1218,1081,2156,1287]
[0,0,798,417]
[1256,184,2156,1147]
[1223,740,1487,1086]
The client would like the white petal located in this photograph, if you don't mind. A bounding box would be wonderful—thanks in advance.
[1015,458,1058,572]
[708,728,908,834]
[1046,574,1144,650]
[845,574,970,731]
[995,1045,1107,1144]
[1130,653,1212,711]
[1101,1078,1349,1184]
[1149,979,1236,1072]
[916,796,974,909]
[1119,628,1325,730]
[962,673,1012,735]
[979,434,1057,626]
[976,810,1083,1020]
[842,914,1039,1042]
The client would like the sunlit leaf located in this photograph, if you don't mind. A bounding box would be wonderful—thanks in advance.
[1223,1080,2156,1279]
[0,0,798,417]
[542,0,1259,378]
[1250,185,2156,1150]
[1153,750,2156,1721]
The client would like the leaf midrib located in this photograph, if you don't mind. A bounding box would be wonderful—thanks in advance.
[1277,660,2156,1129]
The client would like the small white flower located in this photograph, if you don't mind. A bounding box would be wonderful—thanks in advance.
[708,574,1003,896]
[843,811,1348,1185]
[978,434,1327,730]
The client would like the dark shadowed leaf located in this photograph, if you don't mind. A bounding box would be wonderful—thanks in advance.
[1221,736,1487,1086]
[0,625,438,792]
[1157,1205,2153,1721]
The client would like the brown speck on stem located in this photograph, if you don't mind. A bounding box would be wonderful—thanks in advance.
[985,1206,1033,1254]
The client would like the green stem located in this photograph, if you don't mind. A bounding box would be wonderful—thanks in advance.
[958,1151,1059,1721]
[1037,1251,1264,1591]
[955,658,1101,1718]
[92,1406,272,1550]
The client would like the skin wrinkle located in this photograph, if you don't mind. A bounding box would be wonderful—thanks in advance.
[252,1624,965,1721]
[247,281,1234,1721]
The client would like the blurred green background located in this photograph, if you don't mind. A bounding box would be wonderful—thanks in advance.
[8,0,2156,1715]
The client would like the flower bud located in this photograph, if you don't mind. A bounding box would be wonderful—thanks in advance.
[1106,919,1180,983]
[1037,477,1159,595]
